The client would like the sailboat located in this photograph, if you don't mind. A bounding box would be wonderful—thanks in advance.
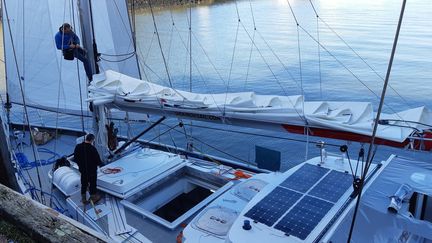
[1,0,431,242]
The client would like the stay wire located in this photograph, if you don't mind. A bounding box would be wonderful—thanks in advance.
[70,0,86,134]
[166,123,250,164]
[223,1,241,116]
[243,0,301,88]
[286,0,309,157]
[185,2,194,145]
[317,16,411,108]
[239,21,306,122]
[235,0,305,122]
[185,123,342,148]
[302,3,412,129]
[148,0,173,88]
[308,0,323,98]
[255,30,300,90]
[347,1,406,241]
[3,0,45,204]
[243,0,257,90]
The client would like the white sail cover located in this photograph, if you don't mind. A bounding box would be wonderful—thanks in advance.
[2,0,139,115]
[89,70,432,144]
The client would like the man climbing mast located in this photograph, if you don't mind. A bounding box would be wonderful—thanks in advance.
[54,23,93,81]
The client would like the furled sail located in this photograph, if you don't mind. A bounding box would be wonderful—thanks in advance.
[89,70,432,148]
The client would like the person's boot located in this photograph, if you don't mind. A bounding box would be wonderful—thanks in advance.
[90,193,102,204]
[81,194,89,204]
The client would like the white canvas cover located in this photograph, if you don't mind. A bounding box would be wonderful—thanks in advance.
[89,70,432,144]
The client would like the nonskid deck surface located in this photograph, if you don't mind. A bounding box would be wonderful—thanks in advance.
[16,132,254,242]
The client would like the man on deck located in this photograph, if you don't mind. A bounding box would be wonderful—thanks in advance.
[74,133,102,204]
[55,23,93,81]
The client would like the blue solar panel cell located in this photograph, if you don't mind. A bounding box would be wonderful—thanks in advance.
[280,164,329,193]
[309,170,352,203]
[274,195,334,240]
[244,187,302,226]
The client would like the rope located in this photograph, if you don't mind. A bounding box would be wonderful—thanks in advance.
[15,148,60,170]
[101,167,123,174]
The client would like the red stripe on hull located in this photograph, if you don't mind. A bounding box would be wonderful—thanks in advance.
[281,124,408,148]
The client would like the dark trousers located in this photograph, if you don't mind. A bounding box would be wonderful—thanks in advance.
[74,48,93,81]
[80,171,97,195]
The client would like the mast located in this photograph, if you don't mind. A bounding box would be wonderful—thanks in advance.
[77,0,107,158]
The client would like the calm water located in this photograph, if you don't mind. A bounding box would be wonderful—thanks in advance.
[2,0,431,168]
[131,0,432,168]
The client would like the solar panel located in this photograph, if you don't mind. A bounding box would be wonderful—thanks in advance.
[244,187,302,226]
[274,195,334,240]
[309,170,352,203]
[280,164,329,193]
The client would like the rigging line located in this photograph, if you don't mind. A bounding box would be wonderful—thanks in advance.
[184,123,342,147]
[71,0,85,134]
[297,24,410,121]
[188,3,193,143]
[111,0,138,73]
[239,22,306,122]
[166,15,175,68]
[148,0,173,88]
[244,0,257,90]
[298,25,382,99]
[100,53,136,63]
[317,17,411,108]
[188,4,192,93]
[379,119,432,128]
[286,0,305,111]
[308,0,323,99]
[243,30,256,90]
[161,122,250,164]
[154,123,180,150]
[3,0,45,204]
[136,33,164,82]
[347,1,407,241]
[248,0,257,30]
[285,0,299,26]
[131,0,137,52]
[138,8,221,116]
[223,0,241,116]
[190,31,227,86]
[54,0,71,153]
[112,0,134,43]
[170,30,225,115]
[255,29,301,90]
[53,0,84,153]
[100,51,136,57]
[246,0,300,91]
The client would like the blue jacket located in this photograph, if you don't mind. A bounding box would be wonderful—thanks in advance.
[55,31,80,50]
